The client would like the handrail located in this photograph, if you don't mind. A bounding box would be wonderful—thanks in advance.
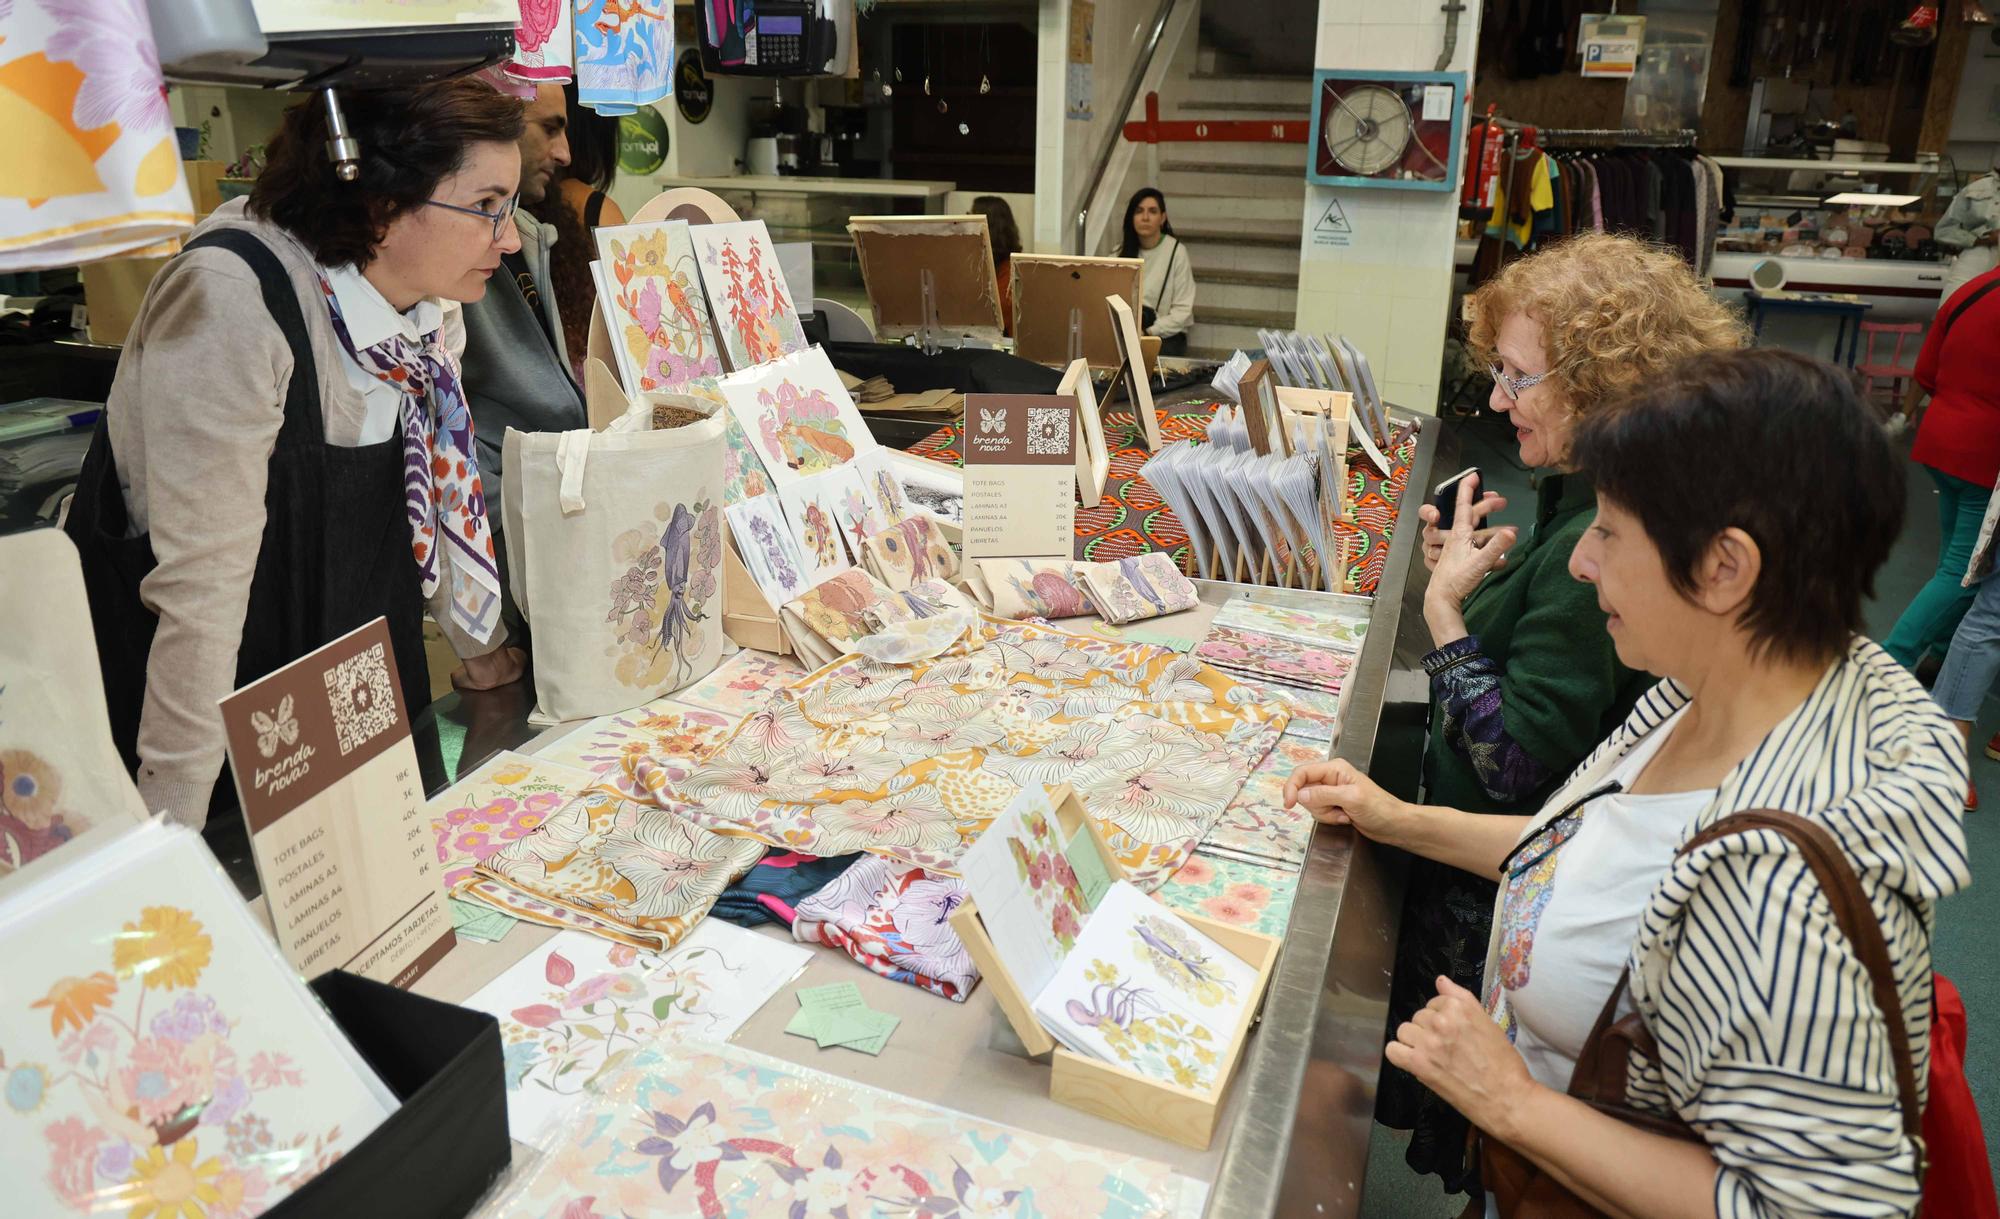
[1072,0,1179,255]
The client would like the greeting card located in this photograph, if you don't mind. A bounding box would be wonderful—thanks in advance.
[776,470,858,584]
[725,495,812,609]
[0,822,396,1219]
[463,923,809,1141]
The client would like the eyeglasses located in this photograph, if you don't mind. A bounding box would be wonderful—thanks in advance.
[1498,781,1621,878]
[1489,363,1553,401]
[424,193,518,242]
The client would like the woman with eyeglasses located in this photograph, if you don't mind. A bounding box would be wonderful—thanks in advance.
[1288,349,1965,1217]
[1380,232,1746,1204]
[64,79,530,830]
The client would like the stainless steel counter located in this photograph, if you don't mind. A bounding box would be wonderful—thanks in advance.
[409,416,1440,1216]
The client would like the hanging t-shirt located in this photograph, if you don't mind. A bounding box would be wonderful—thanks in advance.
[1495,704,1710,1091]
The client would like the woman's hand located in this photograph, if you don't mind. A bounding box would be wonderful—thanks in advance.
[1418,488,1508,572]
[453,645,526,692]
[1283,759,1414,845]
[1424,475,1518,645]
[1385,976,1537,1140]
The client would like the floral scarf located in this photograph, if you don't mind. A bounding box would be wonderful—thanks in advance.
[320,277,502,643]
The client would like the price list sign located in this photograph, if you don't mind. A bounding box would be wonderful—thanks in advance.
[961,393,1079,564]
[221,618,455,987]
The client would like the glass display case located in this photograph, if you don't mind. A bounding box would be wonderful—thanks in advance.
[1713,154,1948,263]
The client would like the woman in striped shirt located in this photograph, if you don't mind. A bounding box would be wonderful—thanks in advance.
[1288,349,1970,1217]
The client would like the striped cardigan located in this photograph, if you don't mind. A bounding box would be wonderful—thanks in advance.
[1483,637,1971,1218]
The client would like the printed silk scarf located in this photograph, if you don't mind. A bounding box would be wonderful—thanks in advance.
[320,278,503,642]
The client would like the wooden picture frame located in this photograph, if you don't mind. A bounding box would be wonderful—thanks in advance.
[846,215,1004,344]
[1059,358,1110,508]
[1103,295,1163,451]
[949,784,1280,1151]
[1012,253,1144,369]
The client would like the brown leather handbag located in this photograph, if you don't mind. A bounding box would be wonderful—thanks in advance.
[1475,809,1928,1217]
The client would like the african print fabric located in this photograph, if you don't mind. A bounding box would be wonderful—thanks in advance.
[630,618,1289,890]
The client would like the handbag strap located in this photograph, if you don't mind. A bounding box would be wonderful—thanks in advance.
[1567,809,1925,1168]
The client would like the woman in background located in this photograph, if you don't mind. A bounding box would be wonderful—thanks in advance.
[525,81,627,381]
[1118,187,1195,356]
[971,195,1021,336]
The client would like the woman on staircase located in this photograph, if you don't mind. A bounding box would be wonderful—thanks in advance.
[1119,187,1196,357]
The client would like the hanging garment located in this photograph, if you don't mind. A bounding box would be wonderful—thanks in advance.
[509,0,575,84]
[0,0,195,271]
[574,0,674,113]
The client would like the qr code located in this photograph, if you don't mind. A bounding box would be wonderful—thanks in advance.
[1026,406,1069,455]
[324,642,398,756]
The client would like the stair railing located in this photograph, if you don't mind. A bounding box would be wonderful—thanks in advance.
[1072,0,1179,255]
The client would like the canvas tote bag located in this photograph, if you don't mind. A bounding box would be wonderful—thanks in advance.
[503,413,729,724]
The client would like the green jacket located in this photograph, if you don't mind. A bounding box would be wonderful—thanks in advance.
[1421,473,1651,815]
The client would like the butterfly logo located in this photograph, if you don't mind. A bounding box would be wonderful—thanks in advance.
[251,694,299,758]
[979,407,1007,434]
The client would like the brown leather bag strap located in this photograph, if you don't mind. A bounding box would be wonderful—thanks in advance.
[1566,966,1637,1105]
[1678,809,1925,1154]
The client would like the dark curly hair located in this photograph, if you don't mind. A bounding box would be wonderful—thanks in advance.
[250,79,525,269]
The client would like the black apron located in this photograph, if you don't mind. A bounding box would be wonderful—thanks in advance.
[64,228,437,816]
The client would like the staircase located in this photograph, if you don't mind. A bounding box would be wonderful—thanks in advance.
[1156,54,1311,361]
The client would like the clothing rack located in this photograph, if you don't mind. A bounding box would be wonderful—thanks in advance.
[1538,127,1700,148]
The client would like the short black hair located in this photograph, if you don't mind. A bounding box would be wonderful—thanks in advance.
[1570,348,1904,665]
[251,78,525,269]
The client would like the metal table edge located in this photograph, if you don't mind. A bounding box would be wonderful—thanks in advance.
[1204,415,1437,1218]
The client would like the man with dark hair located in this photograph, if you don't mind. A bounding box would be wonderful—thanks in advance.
[458,83,589,630]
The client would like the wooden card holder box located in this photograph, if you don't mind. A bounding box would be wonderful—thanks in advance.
[949,785,1280,1151]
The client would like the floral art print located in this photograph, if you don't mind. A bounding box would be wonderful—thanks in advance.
[596,222,726,401]
[607,499,725,689]
[1154,852,1299,939]
[1079,554,1201,625]
[431,751,593,893]
[718,348,874,491]
[1197,735,1325,871]
[0,825,392,1219]
[725,495,810,610]
[481,1040,1207,1219]
[691,221,807,370]
[862,516,960,593]
[466,924,809,1142]
[637,617,1289,889]
[672,650,808,720]
[536,700,736,798]
[0,747,86,879]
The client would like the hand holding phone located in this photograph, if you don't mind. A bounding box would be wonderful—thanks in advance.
[1431,467,1480,531]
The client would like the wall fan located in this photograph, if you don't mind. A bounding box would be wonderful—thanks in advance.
[1307,70,1465,192]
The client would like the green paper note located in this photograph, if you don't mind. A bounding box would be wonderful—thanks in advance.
[836,1008,900,1055]
[448,897,518,944]
[1066,825,1113,910]
[796,982,866,1014]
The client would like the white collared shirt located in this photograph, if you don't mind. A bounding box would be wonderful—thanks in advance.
[324,264,459,444]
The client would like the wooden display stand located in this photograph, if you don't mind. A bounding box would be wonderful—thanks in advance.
[948,786,1280,1151]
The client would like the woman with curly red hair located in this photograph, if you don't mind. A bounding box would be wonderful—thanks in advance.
[1385,231,1747,1204]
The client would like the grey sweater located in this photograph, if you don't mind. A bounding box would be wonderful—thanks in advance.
[458,209,586,516]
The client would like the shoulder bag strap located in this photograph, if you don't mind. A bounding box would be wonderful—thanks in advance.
[584,188,607,230]
[1939,275,2000,347]
[1676,809,1925,1159]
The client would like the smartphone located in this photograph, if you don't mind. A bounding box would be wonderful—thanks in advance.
[1431,467,1480,530]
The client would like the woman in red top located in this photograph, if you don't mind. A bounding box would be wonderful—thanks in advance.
[1884,265,2000,675]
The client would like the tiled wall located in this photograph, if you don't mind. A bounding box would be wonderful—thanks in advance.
[1296,3,1481,414]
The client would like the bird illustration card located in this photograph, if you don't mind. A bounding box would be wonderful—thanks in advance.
[689,219,809,371]
[1030,880,1257,1091]
[725,494,813,609]
[593,220,726,402]
[776,470,857,585]
[960,394,1077,564]
[718,346,877,491]
[0,820,396,1219]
